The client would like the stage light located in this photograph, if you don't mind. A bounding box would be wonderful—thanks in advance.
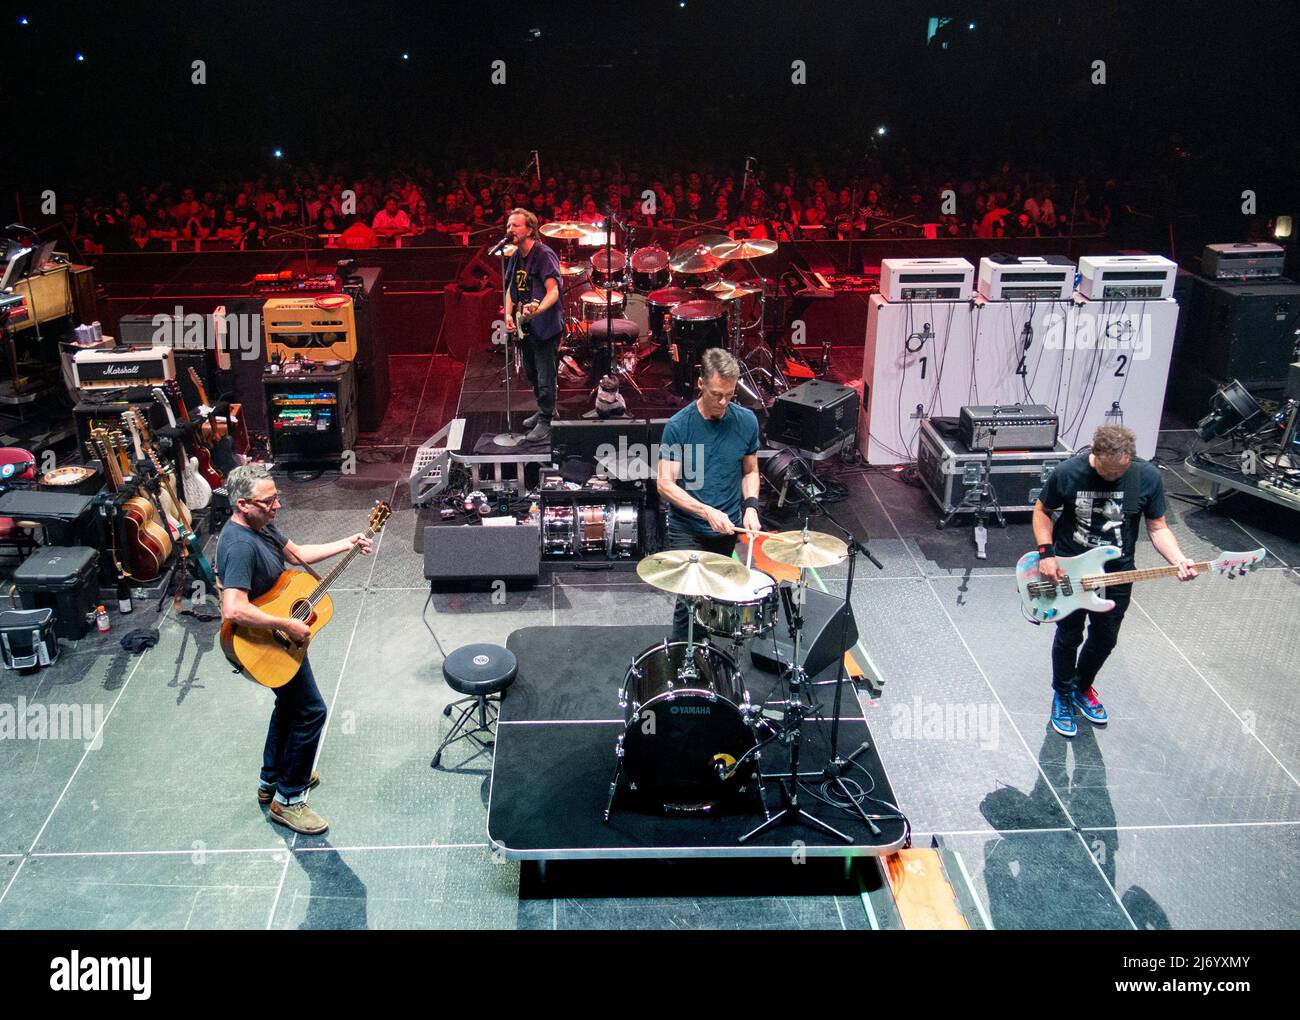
[401,52,409,60]
[876,125,887,136]
[1275,215,1293,240]
[528,27,542,39]
[1196,380,1266,441]
[74,52,85,62]
[18,16,29,25]
[968,21,976,29]
[272,148,283,159]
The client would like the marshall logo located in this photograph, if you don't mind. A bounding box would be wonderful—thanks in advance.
[103,364,143,375]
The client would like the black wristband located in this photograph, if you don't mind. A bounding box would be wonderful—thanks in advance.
[742,497,763,512]
[1037,543,1055,558]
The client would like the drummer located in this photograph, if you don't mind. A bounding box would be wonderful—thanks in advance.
[657,347,763,642]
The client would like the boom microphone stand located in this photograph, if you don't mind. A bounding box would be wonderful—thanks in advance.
[492,234,524,447]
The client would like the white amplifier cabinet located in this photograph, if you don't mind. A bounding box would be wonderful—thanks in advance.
[879,258,974,302]
[1077,255,1177,301]
[1201,243,1286,280]
[977,255,1075,301]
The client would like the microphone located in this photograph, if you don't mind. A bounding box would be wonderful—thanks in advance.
[488,234,511,256]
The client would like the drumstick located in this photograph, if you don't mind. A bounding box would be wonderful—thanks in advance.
[734,527,779,537]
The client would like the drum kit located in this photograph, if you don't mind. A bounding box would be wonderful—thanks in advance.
[605,527,870,843]
[537,219,780,401]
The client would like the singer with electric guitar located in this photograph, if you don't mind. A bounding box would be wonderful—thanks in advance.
[216,464,377,836]
[501,207,564,443]
[1031,424,1200,738]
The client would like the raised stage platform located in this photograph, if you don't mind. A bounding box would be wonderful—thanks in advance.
[487,625,906,861]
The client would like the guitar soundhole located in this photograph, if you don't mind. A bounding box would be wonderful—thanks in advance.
[291,600,312,626]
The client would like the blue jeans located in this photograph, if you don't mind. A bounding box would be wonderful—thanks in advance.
[666,521,738,642]
[259,657,327,804]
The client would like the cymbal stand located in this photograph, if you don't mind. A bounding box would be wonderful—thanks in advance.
[740,566,852,844]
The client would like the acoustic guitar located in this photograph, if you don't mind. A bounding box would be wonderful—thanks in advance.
[220,501,391,688]
[89,428,172,582]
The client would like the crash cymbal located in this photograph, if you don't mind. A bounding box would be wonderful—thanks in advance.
[540,221,596,239]
[636,549,751,598]
[675,233,732,255]
[699,279,759,299]
[712,238,779,260]
[761,529,848,568]
[669,247,723,274]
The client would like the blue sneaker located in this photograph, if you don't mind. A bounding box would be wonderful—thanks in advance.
[1050,691,1077,737]
[1072,686,1109,725]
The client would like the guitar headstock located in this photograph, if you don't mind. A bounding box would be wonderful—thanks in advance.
[368,501,392,534]
[1211,548,1266,578]
[163,379,189,421]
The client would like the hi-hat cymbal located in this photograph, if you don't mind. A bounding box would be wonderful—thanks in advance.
[637,549,751,598]
[699,279,759,299]
[712,238,779,260]
[558,261,589,277]
[762,529,848,568]
[540,221,596,239]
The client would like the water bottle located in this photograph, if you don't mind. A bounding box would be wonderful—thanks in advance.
[95,605,111,633]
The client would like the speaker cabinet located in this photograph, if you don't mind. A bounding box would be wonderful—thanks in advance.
[749,585,858,678]
[423,524,541,586]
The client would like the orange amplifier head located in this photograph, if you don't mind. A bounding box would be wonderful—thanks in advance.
[262,294,357,362]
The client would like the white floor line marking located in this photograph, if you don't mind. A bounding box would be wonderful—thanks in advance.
[1131,599,1300,789]
[1079,820,1300,833]
[862,474,925,577]
[1163,460,1291,568]
[1071,828,1138,929]
[0,600,177,911]
[404,352,439,448]
[951,849,994,930]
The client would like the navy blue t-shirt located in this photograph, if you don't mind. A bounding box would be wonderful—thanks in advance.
[1038,453,1166,569]
[217,522,289,600]
[660,401,760,535]
[505,241,563,341]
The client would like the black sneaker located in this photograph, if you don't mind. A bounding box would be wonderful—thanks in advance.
[521,411,541,429]
[525,421,552,443]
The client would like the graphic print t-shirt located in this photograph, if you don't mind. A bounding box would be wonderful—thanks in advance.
[1037,453,1166,569]
[504,241,563,341]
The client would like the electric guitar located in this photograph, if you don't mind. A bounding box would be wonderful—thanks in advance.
[164,380,223,488]
[220,501,391,688]
[153,386,211,510]
[513,300,540,341]
[1016,545,1265,623]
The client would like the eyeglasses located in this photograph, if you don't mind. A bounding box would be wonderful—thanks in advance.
[245,494,283,510]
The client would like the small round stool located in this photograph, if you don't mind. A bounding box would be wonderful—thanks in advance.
[586,317,640,343]
[432,643,517,768]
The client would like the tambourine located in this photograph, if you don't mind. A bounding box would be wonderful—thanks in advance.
[40,466,97,487]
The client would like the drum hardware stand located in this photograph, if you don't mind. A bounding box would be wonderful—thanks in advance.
[492,235,525,448]
[740,572,852,845]
[936,410,1007,558]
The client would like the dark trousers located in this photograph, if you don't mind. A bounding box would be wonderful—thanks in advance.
[260,657,327,799]
[1051,583,1132,693]
[666,522,738,642]
[520,331,560,423]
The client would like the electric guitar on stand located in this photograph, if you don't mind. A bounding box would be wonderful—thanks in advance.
[220,502,391,688]
[1016,545,1266,623]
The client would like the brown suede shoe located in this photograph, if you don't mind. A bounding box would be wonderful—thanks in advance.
[268,799,329,835]
[257,772,320,805]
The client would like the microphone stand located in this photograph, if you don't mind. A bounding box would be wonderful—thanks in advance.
[599,206,627,387]
[493,235,524,447]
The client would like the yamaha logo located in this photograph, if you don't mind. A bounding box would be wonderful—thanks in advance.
[472,654,490,666]
[670,705,711,715]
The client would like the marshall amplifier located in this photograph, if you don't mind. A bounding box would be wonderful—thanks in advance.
[765,379,860,456]
[72,346,175,391]
[959,404,1059,451]
[1201,243,1286,281]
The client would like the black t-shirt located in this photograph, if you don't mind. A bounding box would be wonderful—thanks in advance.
[1037,453,1166,569]
[504,241,564,341]
[217,521,289,600]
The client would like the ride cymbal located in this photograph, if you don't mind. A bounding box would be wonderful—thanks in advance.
[761,529,848,568]
[636,549,751,598]
[712,238,779,260]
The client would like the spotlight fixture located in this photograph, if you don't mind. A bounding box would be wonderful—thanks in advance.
[1275,215,1293,240]
[272,148,283,159]
[876,125,887,136]
[1196,380,1266,441]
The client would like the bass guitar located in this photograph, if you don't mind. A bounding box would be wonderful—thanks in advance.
[1016,545,1265,623]
[220,501,391,688]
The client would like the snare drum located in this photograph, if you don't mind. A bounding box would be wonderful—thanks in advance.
[542,506,577,556]
[606,503,639,557]
[694,568,779,642]
[618,640,755,812]
[580,289,625,322]
[630,245,670,292]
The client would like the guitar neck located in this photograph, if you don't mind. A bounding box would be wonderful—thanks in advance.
[305,528,375,605]
[1082,560,1210,588]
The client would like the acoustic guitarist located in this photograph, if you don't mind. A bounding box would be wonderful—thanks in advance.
[217,464,372,835]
